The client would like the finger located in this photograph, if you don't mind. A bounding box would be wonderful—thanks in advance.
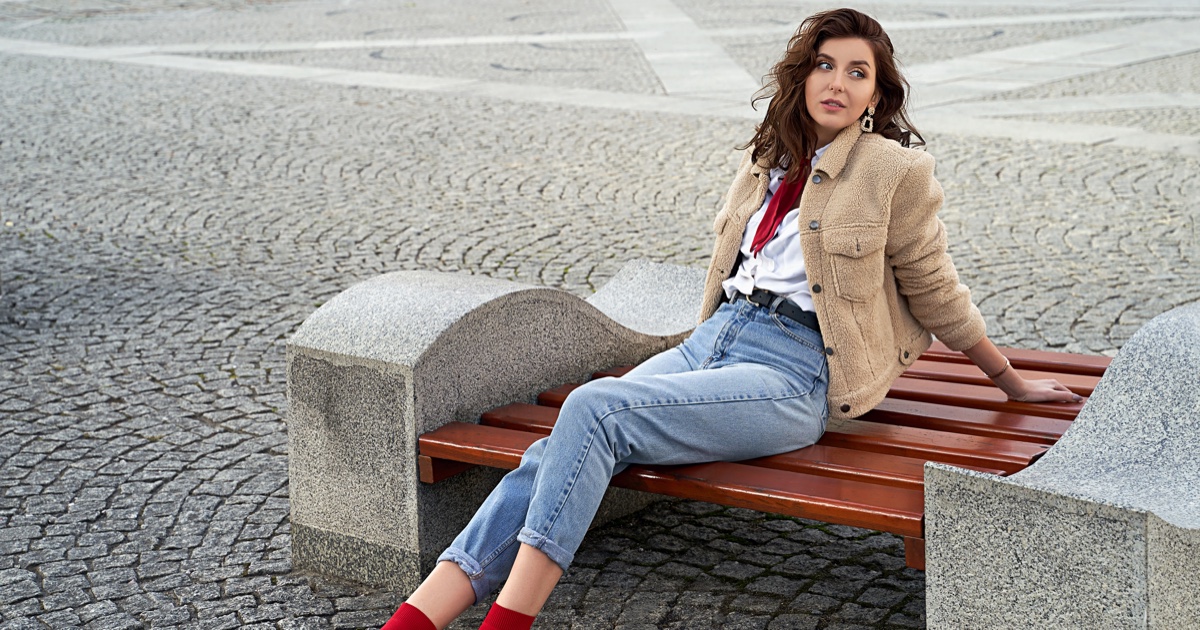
[1043,386,1080,403]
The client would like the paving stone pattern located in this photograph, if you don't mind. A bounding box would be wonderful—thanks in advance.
[1,0,1198,628]
[718,18,1157,78]
[672,0,1075,31]
[987,49,1200,100]
[0,0,624,46]
[202,42,667,96]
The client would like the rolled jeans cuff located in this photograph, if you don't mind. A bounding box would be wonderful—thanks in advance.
[436,546,492,605]
[517,526,574,573]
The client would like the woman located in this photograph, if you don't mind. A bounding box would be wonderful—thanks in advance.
[383,8,1080,630]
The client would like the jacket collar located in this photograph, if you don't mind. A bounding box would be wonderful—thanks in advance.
[814,124,863,179]
[750,124,864,179]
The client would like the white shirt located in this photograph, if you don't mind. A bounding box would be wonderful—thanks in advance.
[722,145,829,311]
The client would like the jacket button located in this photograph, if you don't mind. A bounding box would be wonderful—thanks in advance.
[825,346,834,356]
[840,403,851,413]
[812,284,822,293]
[812,174,823,184]
[809,220,819,230]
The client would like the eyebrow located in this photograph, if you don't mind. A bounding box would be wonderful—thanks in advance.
[815,52,873,68]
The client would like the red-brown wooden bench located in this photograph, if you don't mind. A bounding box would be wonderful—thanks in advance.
[416,341,1108,570]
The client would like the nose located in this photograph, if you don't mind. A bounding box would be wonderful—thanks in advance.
[829,74,844,92]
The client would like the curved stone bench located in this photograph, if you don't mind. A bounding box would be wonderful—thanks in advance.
[926,302,1200,628]
[286,260,704,590]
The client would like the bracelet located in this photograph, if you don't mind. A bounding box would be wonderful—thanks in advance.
[986,358,1011,380]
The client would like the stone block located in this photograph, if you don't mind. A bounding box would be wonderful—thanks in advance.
[926,302,1200,628]
[287,261,704,591]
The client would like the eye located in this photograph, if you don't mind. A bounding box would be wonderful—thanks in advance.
[850,69,866,79]
[816,61,833,71]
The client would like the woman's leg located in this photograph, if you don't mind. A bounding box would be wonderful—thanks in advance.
[401,561,475,628]
[407,300,826,623]
[514,360,826,566]
[492,543,563,615]
[500,300,829,614]
[409,338,700,622]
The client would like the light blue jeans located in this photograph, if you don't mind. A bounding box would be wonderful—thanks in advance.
[438,298,830,604]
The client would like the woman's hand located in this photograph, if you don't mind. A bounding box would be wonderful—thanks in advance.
[998,377,1083,403]
[961,337,1084,404]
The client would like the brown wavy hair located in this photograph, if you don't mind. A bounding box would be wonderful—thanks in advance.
[742,8,923,177]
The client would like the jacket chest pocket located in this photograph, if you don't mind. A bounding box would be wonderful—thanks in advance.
[824,225,887,303]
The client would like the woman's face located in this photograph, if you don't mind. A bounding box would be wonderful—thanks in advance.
[804,37,879,148]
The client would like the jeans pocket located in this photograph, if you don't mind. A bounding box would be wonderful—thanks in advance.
[765,314,827,396]
[769,313,823,354]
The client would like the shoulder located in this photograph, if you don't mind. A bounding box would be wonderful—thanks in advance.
[840,134,935,196]
[853,133,932,172]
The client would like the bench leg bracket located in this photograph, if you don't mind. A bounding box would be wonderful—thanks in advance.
[904,536,926,571]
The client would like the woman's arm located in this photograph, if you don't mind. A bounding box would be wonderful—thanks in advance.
[961,336,1082,403]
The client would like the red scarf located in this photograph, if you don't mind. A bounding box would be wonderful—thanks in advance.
[750,162,809,256]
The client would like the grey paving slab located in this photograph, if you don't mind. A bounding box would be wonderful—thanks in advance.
[907,17,1200,108]
[608,0,760,100]
[0,0,1198,628]
[985,48,1200,99]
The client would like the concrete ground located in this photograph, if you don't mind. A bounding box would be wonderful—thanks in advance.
[1,0,1198,628]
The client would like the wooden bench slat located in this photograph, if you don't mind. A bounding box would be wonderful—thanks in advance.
[612,461,924,538]
[597,341,1111,382]
[820,419,1048,474]
[537,383,578,408]
[600,360,1101,397]
[743,445,1006,491]
[901,359,1099,396]
[922,341,1110,377]
[593,366,634,379]
[419,422,536,483]
[483,402,1042,474]
[888,376,1085,420]
[420,423,924,537]
[863,399,1071,445]
[420,422,539,459]
[544,378,1088,422]
[424,422,1012,492]
[483,403,559,432]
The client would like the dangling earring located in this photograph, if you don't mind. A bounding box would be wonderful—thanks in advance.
[860,106,875,133]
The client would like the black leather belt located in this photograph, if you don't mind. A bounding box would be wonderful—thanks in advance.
[738,289,820,333]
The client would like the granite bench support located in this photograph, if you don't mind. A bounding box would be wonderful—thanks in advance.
[285,261,705,590]
[926,302,1200,628]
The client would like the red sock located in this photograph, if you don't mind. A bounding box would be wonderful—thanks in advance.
[478,602,536,630]
[381,602,435,630]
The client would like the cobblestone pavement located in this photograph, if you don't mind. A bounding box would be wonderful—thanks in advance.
[2,1,1198,628]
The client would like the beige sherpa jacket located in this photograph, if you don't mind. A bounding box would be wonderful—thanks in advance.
[700,125,986,420]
